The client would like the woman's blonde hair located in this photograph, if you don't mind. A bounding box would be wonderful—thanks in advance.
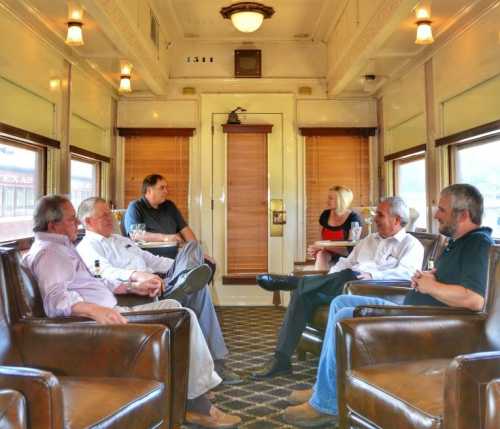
[329,185,353,214]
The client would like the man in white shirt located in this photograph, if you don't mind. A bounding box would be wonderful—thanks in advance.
[251,196,424,379]
[76,197,241,386]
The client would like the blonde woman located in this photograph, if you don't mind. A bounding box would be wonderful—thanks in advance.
[307,185,362,270]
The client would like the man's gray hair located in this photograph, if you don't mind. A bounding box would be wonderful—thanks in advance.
[441,183,483,225]
[382,196,409,227]
[77,197,106,226]
[33,195,71,232]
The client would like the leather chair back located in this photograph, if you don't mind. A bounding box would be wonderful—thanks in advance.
[409,231,447,270]
[484,245,500,350]
[0,251,23,365]
[0,247,45,321]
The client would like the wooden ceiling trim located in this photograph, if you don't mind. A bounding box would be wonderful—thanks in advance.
[435,120,500,147]
[384,144,427,162]
[0,122,60,148]
[299,127,377,137]
[69,145,111,163]
[222,124,273,134]
[118,128,195,137]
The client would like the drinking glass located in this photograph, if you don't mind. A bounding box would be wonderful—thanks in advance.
[129,223,146,242]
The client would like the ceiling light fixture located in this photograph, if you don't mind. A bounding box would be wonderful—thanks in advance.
[220,2,274,33]
[414,5,434,45]
[119,63,133,93]
[65,5,84,46]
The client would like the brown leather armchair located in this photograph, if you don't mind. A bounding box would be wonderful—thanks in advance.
[0,389,26,428]
[486,378,500,429]
[0,266,172,429]
[0,246,190,429]
[297,232,447,359]
[336,245,500,429]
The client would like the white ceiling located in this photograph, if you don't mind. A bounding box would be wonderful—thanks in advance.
[12,0,492,97]
[166,0,336,42]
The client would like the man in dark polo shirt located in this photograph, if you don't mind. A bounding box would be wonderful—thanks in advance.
[281,183,494,428]
[124,174,196,244]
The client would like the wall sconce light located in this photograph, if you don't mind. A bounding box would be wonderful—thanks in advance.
[119,63,133,93]
[220,2,274,33]
[415,5,434,45]
[65,6,84,46]
[49,78,61,91]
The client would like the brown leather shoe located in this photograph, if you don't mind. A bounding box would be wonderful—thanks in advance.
[288,388,313,405]
[186,405,241,428]
[283,402,338,428]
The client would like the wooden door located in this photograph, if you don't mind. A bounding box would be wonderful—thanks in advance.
[124,136,189,218]
[305,134,370,246]
[226,132,268,274]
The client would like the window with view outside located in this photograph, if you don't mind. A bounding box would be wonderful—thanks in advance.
[396,156,427,230]
[70,158,98,210]
[0,142,43,240]
[455,139,500,238]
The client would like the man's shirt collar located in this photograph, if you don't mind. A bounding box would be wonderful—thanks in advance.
[34,231,73,247]
[376,227,407,242]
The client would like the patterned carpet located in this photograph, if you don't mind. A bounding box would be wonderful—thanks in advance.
[184,306,320,428]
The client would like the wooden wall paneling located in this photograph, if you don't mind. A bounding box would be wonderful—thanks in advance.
[124,136,189,219]
[305,135,370,247]
[227,132,268,274]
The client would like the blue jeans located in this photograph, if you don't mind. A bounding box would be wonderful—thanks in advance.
[309,295,397,415]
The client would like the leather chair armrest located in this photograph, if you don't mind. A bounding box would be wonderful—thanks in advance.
[116,294,155,307]
[293,269,328,277]
[121,309,190,427]
[445,351,500,429]
[344,279,411,292]
[486,377,500,429]
[337,315,485,371]
[343,281,411,304]
[0,366,63,429]
[353,304,478,317]
[14,323,170,382]
[0,389,27,429]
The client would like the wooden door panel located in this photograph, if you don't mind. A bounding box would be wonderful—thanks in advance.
[124,136,189,219]
[227,133,268,274]
[306,135,370,246]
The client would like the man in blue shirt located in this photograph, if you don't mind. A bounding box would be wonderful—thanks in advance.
[283,184,493,428]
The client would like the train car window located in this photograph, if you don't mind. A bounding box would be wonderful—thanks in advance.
[0,141,44,241]
[453,139,500,238]
[70,156,100,209]
[394,153,427,230]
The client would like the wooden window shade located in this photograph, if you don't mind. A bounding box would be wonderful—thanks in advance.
[227,133,268,274]
[305,135,370,247]
[124,136,189,219]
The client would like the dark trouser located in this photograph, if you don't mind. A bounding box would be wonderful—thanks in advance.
[275,269,358,361]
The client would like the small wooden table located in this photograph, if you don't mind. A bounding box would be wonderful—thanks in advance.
[313,240,358,249]
[139,241,178,258]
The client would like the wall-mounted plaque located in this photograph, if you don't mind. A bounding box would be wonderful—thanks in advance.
[235,49,261,78]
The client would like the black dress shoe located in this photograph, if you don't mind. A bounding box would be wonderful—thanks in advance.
[250,358,292,379]
[256,274,300,292]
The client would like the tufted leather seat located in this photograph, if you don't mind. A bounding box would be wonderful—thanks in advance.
[336,245,500,429]
[0,249,172,429]
[0,246,190,429]
[296,232,448,359]
[0,389,26,428]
